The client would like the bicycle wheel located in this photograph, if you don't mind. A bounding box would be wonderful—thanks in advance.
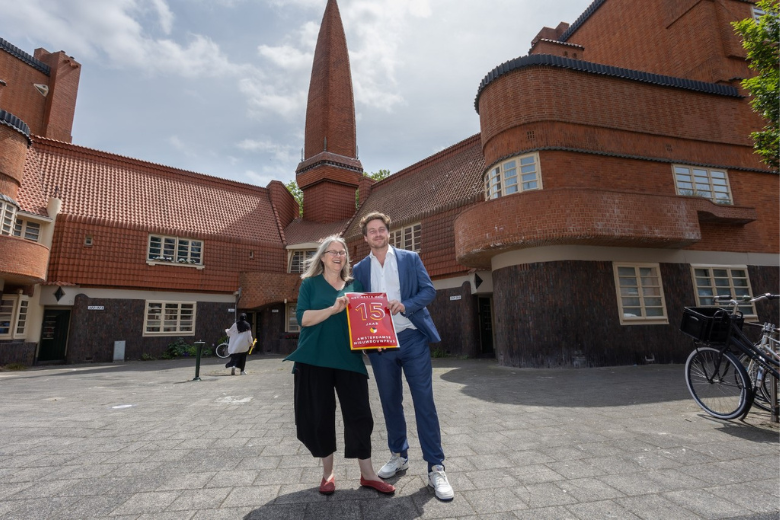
[747,359,774,412]
[685,346,753,420]
[215,342,230,359]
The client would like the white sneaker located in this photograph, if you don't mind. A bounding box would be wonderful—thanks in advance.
[240,371,247,375]
[377,453,409,478]
[428,465,454,501]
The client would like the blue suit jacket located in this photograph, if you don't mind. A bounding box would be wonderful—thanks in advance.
[352,247,441,344]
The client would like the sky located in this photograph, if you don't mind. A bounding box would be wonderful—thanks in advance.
[0,0,595,188]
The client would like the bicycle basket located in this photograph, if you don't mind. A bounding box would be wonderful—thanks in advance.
[680,307,744,342]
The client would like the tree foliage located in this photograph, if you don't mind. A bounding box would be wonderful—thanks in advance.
[285,180,303,217]
[732,0,779,169]
[365,169,391,181]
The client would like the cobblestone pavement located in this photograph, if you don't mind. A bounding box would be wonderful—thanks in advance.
[0,355,778,519]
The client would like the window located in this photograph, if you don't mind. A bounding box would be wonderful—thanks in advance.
[0,295,29,339]
[390,223,421,252]
[752,5,766,21]
[0,199,18,236]
[147,235,203,266]
[287,303,300,333]
[13,219,40,242]
[484,153,542,200]
[691,265,756,318]
[673,165,732,204]
[143,301,196,335]
[289,250,316,274]
[613,264,668,324]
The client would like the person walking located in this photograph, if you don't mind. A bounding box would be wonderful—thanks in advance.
[285,235,394,496]
[352,212,454,501]
[225,313,253,375]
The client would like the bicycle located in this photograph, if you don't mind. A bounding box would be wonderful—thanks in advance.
[215,338,257,359]
[680,293,779,420]
[215,341,229,359]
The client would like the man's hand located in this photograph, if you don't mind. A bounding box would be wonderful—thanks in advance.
[387,299,405,315]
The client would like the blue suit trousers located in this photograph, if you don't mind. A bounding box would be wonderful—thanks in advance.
[368,328,444,467]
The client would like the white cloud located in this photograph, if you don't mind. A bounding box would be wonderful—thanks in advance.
[237,139,297,163]
[257,44,312,70]
[148,0,174,34]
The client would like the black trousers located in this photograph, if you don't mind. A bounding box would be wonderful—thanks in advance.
[294,363,373,459]
[226,352,247,370]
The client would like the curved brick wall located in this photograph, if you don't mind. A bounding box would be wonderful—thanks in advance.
[0,235,49,284]
[0,124,30,198]
[454,187,757,268]
[239,271,301,309]
[477,66,764,170]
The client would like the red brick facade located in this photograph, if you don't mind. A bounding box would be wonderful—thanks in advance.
[0,0,777,367]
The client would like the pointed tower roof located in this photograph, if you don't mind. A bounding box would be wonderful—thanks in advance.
[295,0,363,224]
[301,0,358,162]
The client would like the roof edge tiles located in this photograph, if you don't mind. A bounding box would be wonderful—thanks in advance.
[32,136,268,194]
[0,110,32,146]
[0,38,51,76]
[372,133,482,189]
[474,54,741,113]
[558,0,607,42]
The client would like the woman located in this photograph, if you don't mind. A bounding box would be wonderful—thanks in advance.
[225,313,253,375]
[285,235,394,496]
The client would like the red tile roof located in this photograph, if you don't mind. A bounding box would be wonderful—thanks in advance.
[344,134,485,240]
[16,147,50,216]
[284,218,350,245]
[27,137,284,244]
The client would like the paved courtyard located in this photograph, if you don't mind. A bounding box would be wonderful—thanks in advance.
[0,355,778,519]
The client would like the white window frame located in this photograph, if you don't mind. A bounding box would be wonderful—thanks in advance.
[143,301,196,336]
[752,5,766,21]
[13,218,41,242]
[390,223,421,253]
[613,263,669,325]
[147,234,204,269]
[690,265,757,320]
[673,165,733,205]
[0,295,29,339]
[484,152,542,200]
[287,303,300,333]
[0,199,18,236]
[288,250,316,274]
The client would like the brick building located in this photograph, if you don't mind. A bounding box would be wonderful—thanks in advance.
[0,0,777,367]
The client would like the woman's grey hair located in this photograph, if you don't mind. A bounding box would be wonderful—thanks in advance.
[300,235,352,281]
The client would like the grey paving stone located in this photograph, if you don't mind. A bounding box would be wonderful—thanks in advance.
[109,491,182,515]
[614,494,704,520]
[0,358,777,519]
[564,499,643,519]
[663,488,747,519]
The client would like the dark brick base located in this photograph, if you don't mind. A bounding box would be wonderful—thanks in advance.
[492,261,779,368]
[0,341,36,366]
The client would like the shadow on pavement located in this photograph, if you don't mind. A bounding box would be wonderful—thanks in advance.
[244,485,433,519]
[436,359,693,408]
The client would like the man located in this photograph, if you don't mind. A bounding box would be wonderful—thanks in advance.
[352,211,454,501]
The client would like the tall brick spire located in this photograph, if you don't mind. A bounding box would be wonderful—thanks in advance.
[296,0,363,224]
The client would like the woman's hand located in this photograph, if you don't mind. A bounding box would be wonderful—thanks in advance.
[331,296,348,315]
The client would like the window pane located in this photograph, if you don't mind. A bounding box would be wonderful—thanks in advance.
[23,222,40,241]
[617,267,636,277]
[646,307,664,317]
[15,300,28,336]
[619,277,637,287]
[163,238,176,259]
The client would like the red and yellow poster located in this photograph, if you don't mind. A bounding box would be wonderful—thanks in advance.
[345,292,400,350]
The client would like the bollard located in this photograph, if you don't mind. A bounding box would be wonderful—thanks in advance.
[192,340,205,381]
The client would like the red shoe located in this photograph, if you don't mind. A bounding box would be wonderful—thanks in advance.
[319,476,335,495]
[360,476,395,494]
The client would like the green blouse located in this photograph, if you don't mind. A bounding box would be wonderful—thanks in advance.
[284,274,366,376]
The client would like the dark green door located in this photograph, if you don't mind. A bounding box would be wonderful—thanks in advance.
[38,309,70,362]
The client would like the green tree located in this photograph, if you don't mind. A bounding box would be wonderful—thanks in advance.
[733,0,779,169]
[285,180,303,217]
[365,169,391,181]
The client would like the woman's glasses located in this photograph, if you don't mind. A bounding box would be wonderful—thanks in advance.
[325,250,347,256]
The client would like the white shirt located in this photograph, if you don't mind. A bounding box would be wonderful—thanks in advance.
[369,247,416,333]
